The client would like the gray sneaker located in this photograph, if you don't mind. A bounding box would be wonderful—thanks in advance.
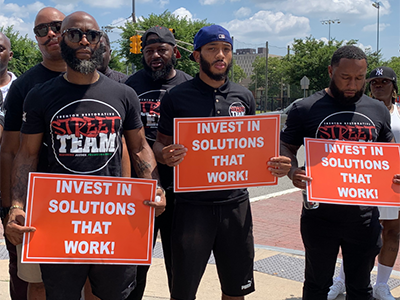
[328,278,345,300]
[373,283,395,300]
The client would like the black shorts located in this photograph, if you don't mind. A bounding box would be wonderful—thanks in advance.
[40,263,136,300]
[171,199,255,300]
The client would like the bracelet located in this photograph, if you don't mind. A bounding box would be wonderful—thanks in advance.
[9,205,24,213]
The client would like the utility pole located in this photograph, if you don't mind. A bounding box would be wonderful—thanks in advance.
[265,41,268,112]
[231,36,234,82]
[372,2,380,55]
[132,0,136,23]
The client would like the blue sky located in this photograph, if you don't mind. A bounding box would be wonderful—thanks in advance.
[0,0,399,61]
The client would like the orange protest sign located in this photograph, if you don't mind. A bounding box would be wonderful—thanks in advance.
[174,115,280,192]
[22,173,156,265]
[305,138,400,206]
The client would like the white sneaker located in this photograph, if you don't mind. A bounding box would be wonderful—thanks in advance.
[327,278,346,300]
[373,283,395,300]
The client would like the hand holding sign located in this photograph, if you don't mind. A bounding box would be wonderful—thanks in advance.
[161,144,188,167]
[290,168,312,190]
[144,187,166,217]
[267,156,292,177]
[6,207,36,246]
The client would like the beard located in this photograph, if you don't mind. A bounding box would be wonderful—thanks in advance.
[60,38,104,75]
[142,55,176,81]
[200,54,232,82]
[329,78,365,106]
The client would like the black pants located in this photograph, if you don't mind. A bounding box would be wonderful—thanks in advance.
[126,190,174,300]
[301,207,381,300]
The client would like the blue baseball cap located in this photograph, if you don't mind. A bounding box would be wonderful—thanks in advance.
[189,25,233,61]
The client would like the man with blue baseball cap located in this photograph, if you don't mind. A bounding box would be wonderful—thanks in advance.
[154,25,291,300]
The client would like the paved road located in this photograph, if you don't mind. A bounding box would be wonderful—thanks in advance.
[248,146,304,198]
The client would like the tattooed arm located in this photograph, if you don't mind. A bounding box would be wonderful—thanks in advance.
[124,127,165,216]
[6,133,42,245]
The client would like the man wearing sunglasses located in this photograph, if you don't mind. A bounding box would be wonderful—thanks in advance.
[1,7,66,300]
[5,11,165,300]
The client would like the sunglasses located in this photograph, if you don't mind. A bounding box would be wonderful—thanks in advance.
[62,28,103,44]
[34,21,62,37]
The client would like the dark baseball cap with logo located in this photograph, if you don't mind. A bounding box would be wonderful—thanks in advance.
[367,66,397,83]
[141,26,181,58]
[189,25,233,61]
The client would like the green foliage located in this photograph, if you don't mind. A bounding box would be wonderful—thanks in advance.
[249,56,288,97]
[118,11,211,77]
[1,26,42,76]
[109,47,128,74]
[231,62,246,83]
[285,36,348,91]
[366,49,384,75]
[386,56,400,79]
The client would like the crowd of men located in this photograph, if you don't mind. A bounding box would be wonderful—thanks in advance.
[1,5,400,300]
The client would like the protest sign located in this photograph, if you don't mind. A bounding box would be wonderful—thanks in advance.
[305,138,400,206]
[22,173,156,265]
[174,115,280,192]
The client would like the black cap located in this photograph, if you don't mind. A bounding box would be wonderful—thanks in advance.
[141,26,176,49]
[367,66,397,83]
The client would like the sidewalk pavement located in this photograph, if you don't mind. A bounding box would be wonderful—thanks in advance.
[1,190,400,299]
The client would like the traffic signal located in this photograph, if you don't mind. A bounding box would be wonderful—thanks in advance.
[129,35,142,54]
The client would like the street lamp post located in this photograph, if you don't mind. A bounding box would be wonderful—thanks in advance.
[372,1,380,53]
[132,0,136,23]
[321,19,340,42]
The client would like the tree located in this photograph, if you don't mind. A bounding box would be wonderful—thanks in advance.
[231,62,246,83]
[386,56,400,79]
[1,26,42,76]
[109,46,128,74]
[284,37,351,91]
[249,56,288,97]
[119,11,211,77]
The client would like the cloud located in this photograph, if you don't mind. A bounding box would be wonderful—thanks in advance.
[224,10,310,44]
[172,7,193,20]
[159,0,169,8]
[234,7,251,18]
[362,23,389,32]
[81,0,126,8]
[199,0,225,5]
[54,4,76,14]
[0,14,32,36]
[250,0,391,19]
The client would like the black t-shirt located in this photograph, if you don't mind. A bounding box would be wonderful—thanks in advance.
[103,67,128,83]
[125,69,192,143]
[4,63,62,131]
[281,89,393,222]
[125,69,192,189]
[158,74,256,204]
[22,74,142,176]
[3,63,62,171]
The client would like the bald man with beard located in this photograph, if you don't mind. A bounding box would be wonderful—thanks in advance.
[1,8,65,299]
[5,11,165,300]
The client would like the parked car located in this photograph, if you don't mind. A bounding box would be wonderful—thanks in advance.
[259,98,303,130]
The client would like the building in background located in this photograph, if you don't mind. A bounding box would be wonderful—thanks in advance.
[233,47,280,87]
